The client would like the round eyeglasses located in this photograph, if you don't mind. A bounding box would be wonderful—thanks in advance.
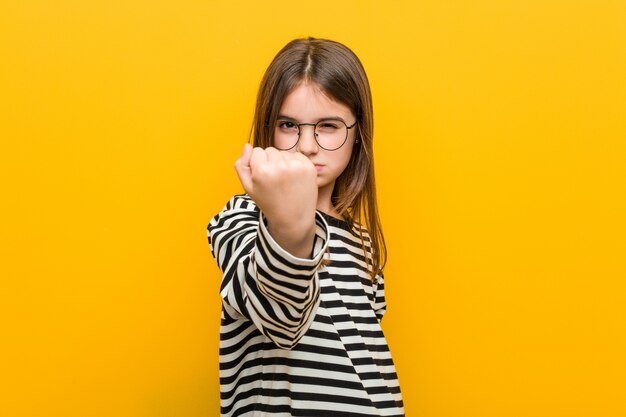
[273,118,357,151]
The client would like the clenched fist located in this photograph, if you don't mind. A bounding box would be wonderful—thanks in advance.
[234,144,318,258]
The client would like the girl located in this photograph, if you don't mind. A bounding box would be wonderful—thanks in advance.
[207,37,404,416]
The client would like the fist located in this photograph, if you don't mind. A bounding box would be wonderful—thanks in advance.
[234,144,318,255]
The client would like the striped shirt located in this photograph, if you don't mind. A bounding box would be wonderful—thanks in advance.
[207,194,404,416]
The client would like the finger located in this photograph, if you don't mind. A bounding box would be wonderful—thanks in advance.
[249,146,269,169]
[291,151,310,162]
[237,143,253,167]
[264,147,282,164]
[234,144,254,193]
[235,163,253,194]
[290,151,315,168]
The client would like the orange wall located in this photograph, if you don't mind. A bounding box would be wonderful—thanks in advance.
[2,1,625,416]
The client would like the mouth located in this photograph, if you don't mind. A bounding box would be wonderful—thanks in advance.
[314,164,324,172]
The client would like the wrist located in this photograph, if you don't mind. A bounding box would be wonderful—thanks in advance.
[266,216,316,259]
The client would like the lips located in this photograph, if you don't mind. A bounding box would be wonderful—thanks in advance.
[314,164,324,172]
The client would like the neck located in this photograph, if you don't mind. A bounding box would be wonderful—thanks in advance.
[316,182,341,219]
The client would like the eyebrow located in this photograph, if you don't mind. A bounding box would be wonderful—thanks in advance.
[276,114,347,123]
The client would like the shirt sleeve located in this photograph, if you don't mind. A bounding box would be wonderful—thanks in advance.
[207,195,330,350]
[372,274,387,323]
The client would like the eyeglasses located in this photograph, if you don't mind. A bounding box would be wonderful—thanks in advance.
[273,118,357,151]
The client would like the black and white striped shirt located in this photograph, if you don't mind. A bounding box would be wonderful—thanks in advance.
[207,194,404,416]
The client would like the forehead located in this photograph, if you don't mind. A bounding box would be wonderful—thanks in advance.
[279,81,354,120]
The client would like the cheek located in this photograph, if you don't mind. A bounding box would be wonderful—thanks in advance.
[335,147,354,172]
[272,135,293,150]
[272,136,282,148]
[272,139,297,152]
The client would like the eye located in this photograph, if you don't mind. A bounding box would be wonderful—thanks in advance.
[316,121,341,132]
[277,121,298,132]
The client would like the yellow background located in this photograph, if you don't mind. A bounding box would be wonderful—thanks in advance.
[1,0,625,416]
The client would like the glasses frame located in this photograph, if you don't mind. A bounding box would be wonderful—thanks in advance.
[271,119,358,151]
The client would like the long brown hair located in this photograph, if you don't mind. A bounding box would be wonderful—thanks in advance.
[251,37,386,280]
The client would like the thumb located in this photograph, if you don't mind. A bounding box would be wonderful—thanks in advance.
[234,143,253,193]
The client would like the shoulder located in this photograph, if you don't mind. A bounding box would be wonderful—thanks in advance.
[344,219,373,247]
[351,221,371,240]
[321,213,369,239]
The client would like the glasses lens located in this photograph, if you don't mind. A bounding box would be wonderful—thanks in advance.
[315,120,348,150]
[274,120,299,150]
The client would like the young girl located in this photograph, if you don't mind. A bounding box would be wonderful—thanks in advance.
[208,37,404,417]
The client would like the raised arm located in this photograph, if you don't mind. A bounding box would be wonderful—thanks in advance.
[208,195,329,349]
[209,143,330,348]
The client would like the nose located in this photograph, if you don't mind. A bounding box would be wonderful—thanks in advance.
[295,125,319,155]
